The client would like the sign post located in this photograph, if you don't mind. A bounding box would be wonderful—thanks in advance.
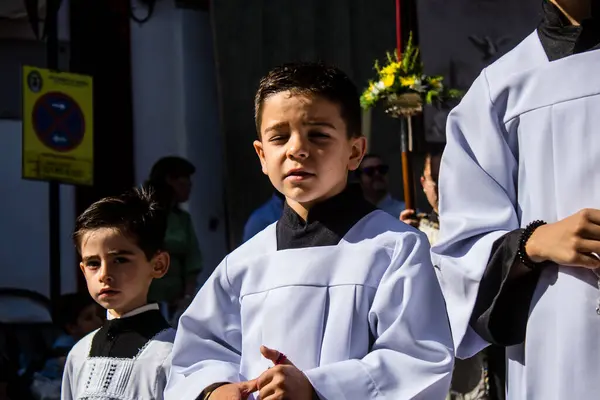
[22,0,93,313]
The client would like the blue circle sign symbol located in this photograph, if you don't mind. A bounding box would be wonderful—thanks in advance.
[32,92,85,152]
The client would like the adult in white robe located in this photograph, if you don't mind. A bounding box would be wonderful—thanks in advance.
[432,1,600,399]
[166,186,454,399]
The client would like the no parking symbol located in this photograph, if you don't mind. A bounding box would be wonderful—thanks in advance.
[22,66,94,185]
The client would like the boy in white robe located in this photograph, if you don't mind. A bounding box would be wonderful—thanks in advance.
[431,0,600,399]
[61,188,176,400]
[166,62,454,400]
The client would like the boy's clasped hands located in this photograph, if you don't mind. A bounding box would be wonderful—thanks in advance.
[209,346,315,400]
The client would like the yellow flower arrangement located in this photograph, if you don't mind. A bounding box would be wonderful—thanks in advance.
[360,33,462,116]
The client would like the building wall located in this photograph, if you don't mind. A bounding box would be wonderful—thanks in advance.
[0,0,226,296]
[0,1,77,297]
[0,120,78,296]
[0,0,545,296]
[417,0,542,142]
[211,0,413,244]
[130,0,227,284]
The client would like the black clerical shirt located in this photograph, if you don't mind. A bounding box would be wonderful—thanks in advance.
[89,309,170,358]
[470,0,600,346]
[538,0,600,61]
[276,184,376,251]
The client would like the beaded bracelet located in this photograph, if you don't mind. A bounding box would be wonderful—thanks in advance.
[518,220,547,270]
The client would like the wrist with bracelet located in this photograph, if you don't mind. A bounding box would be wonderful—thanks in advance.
[518,220,547,270]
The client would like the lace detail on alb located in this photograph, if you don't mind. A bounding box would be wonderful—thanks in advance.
[76,357,135,399]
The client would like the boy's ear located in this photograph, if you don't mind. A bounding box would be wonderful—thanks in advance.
[151,252,170,279]
[253,140,269,176]
[79,262,85,274]
[347,136,367,171]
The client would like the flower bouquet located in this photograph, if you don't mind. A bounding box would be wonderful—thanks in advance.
[360,33,462,118]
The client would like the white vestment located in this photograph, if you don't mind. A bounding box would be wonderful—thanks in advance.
[432,31,600,399]
[61,306,175,400]
[167,211,454,399]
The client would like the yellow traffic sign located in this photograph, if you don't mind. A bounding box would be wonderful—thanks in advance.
[22,66,94,185]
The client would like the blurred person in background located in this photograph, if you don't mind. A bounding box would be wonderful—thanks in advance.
[357,154,405,218]
[242,191,284,242]
[30,293,102,399]
[400,145,444,241]
[145,156,203,323]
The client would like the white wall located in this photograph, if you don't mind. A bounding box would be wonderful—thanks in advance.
[130,1,227,285]
[0,120,77,297]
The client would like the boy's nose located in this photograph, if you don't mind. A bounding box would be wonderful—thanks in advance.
[286,134,309,159]
[98,264,114,283]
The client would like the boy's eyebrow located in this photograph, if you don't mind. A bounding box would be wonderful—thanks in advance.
[107,249,136,256]
[264,122,289,135]
[82,250,135,262]
[264,120,336,134]
[304,121,336,129]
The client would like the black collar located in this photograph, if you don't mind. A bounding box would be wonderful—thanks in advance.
[276,184,376,250]
[538,0,600,61]
[89,309,170,358]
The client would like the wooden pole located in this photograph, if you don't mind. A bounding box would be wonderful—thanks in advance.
[400,118,415,210]
[396,0,415,210]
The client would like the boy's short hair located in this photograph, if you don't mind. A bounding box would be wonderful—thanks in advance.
[73,187,168,260]
[254,62,362,138]
[54,292,96,330]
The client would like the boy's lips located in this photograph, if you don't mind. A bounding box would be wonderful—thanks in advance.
[285,169,315,181]
[98,288,120,298]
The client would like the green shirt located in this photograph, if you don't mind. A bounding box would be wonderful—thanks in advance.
[148,209,202,303]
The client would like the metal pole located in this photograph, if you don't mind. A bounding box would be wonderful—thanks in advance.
[47,0,61,316]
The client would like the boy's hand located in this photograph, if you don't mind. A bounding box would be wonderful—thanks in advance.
[526,209,600,269]
[257,346,315,400]
[209,380,258,400]
[400,209,420,228]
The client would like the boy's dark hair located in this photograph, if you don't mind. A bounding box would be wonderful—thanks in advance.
[73,187,168,260]
[54,292,96,331]
[254,62,362,138]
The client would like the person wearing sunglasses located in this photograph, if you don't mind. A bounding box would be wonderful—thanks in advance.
[357,154,405,218]
[400,146,443,239]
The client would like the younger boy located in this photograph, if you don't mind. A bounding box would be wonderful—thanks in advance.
[61,188,175,400]
[166,62,454,400]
